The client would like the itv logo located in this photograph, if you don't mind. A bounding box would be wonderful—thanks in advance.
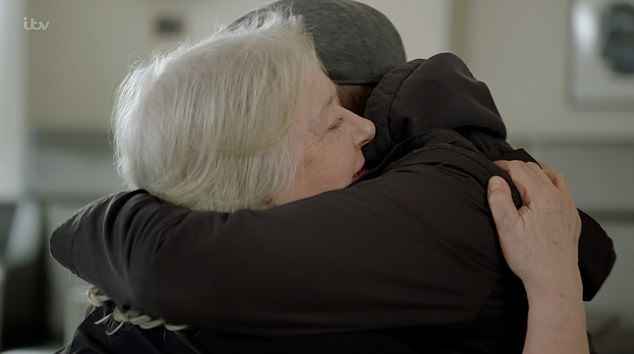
[24,17,49,31]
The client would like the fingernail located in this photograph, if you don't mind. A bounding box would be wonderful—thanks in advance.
[489,176,503,191]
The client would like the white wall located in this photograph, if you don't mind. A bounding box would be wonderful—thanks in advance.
[453,1,634,143]
[27,0,452,132]
[0,0,28,201]
[28,0,263,132]
[361,0,453,59]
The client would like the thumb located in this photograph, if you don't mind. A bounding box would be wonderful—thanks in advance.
[487,176,519,234]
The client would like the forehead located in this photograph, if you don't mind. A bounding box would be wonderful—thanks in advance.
[312,69,336,95]
[301,69,336,111]
[292,70,336,134]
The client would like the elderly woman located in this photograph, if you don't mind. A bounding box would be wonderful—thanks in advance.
[113,21,373,212]
[55,11,598,354]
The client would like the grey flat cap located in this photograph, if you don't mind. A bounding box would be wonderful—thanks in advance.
[231,0,406,85]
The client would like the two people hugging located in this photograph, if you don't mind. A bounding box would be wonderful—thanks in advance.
[52,1,615,353]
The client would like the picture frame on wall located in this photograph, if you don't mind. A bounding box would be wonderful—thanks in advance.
[569,0,634,109]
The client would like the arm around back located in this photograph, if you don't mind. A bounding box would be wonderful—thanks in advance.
[52,143,505,335]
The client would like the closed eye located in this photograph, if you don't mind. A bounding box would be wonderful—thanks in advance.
[328,117,343,131]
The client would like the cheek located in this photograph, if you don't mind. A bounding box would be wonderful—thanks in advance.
[298,133,360,194]
[302,146,346,190]
[295,145,323,189]
[320,150,355,187]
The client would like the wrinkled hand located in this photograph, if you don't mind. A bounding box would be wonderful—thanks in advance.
[488,161,588,354]
[487,161,582,293]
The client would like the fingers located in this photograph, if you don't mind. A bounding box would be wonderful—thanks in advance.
[493,160,581,238]
[494,160,558,206]
[495,160,574,201]
[487,176,519,235]
[539,162,573,196]
[538,162,581,237]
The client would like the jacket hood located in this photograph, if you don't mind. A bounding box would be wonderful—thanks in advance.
[362,52,507,168]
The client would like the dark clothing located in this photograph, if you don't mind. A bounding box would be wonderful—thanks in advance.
[62,303,432,354]
[51,53,615,353]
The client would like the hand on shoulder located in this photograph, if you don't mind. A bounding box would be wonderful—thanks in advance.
[486,160,588,354]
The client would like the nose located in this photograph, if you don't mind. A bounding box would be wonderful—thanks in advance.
[347,109,375,147]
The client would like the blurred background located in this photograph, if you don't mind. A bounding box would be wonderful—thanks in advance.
[0,0,632,352]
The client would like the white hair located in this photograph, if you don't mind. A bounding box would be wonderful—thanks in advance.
[114,11,322,211]
[93,11,324,333]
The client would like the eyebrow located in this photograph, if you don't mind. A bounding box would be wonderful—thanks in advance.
[324,94,336,111]
[323,95,338,127]
[324,84,337,108]
[311,82,338,134]
[318,86,337,121]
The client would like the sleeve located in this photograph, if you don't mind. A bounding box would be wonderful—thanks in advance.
[578,209,616,300]
[50,145,616,336]
[51,148,503,336]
